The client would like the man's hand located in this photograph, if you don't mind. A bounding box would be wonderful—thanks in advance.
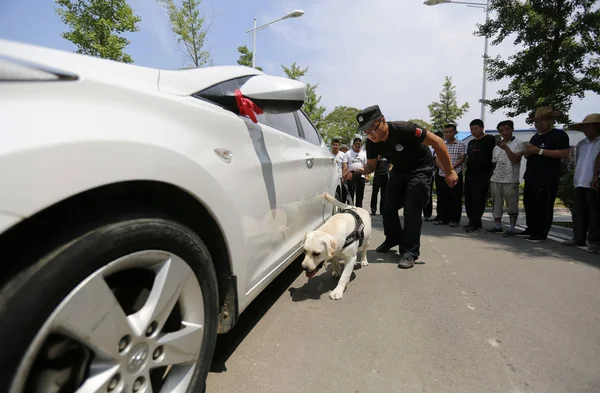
[445,170,458,188]
[525,144,541,156]
[497,140,509,151]
[344,172,353,181]
[592,176,599,190]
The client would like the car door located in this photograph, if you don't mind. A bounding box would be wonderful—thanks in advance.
[241,110,318,294]
[296,110,339,221]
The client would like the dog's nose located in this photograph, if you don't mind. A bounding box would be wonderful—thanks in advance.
[301,265,309,271]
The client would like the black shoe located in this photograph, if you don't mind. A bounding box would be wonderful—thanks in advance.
[376,241,398,253]
[525,236,544,243]
[465,226,478,233]
[433,220,448,225]
[397,255,416,269]
[449,221,460,227]
[485,227,504,234]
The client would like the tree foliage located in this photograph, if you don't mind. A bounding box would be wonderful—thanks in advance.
[407,119,434,131]
[236,45,262,71]
[320,106,361,145]
[476,0,600,124]
[55,0,141,63]
[281,62,327,130]
[427,76,470,132]
[158,0,212,67]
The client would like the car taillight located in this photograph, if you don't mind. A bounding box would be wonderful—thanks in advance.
[0,57,78,82]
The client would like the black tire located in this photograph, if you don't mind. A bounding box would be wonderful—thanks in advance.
[0,217,219,393]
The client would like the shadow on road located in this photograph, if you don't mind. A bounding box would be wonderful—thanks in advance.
[422,218,600,270]
[210,257,304,373]
[288,267,356,302]
[369,208,599,270]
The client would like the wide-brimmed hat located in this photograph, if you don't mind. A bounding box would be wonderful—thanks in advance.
[527,106,562,122]
[567,113,600,131]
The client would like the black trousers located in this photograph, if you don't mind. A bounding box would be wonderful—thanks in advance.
[423,174,435,218]
[436,172,464,223]
[371,174,388,214]
[464,173,490,229]
[348,175,366,207]
[523,179,559,239]
[336,177,350,204]
[383,169,432,258]
[572,187,600,246]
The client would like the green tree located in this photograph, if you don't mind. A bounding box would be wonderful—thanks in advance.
[476,0,600,123]
[55,0,141,63]
[158,0,212,67]
[407,119,434,131]
[320,106,361,145]
[427,76,470,132]
[281,62,327,129]
[237,45,262,71]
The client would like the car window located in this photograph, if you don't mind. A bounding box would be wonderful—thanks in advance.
[261,112,300,138]
[298,112,322,145]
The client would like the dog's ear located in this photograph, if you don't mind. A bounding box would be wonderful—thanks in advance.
[326,236,338,259]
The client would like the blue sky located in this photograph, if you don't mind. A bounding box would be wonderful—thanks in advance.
[1,0,598,132]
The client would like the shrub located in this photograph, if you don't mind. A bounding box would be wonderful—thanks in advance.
[557,169,574,211]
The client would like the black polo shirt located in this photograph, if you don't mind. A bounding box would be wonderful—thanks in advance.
[524,128,570,183]
[466,134,496,177]
[366,121,433,174]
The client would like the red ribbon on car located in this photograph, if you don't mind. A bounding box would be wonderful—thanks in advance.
[234,89,264,123]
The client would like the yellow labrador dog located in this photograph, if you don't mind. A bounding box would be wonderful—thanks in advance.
[301,193,372,300]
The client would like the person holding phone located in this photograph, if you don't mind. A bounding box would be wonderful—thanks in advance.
[486,120,527,236]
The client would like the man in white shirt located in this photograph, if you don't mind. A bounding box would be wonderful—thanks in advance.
[331,138,349,203]
[343,137,368,207]
[564,114,600,253]
[485,120,527,236]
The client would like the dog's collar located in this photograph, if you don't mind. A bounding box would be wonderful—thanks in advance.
[341,209,365,249]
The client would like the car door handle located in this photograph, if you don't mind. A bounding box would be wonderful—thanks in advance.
[305,154,315,169]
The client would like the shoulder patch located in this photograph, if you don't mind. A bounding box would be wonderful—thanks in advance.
[415,128,423,138]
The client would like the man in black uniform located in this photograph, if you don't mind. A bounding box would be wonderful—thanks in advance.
[354,105,458,268]
[464,119,496,232]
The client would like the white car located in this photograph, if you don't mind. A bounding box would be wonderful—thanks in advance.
[0,39,340,393]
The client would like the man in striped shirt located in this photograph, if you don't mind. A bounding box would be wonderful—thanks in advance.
[434,124,466,227]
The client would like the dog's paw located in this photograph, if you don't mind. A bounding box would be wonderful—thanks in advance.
[331,269,341,278]
[329,288,344,300]
[361,260,369,267]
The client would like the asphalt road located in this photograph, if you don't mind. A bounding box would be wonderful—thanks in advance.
[206,187,600,393]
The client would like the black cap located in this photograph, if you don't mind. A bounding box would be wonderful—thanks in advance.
[357,105,383,132]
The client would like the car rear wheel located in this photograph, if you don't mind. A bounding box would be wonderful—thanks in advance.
[0,218,219,393]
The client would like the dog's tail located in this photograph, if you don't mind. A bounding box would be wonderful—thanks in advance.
[322,192,353,210]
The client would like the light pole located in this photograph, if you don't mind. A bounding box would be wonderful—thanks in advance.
[424,0,490,123]
[245,10,305,69]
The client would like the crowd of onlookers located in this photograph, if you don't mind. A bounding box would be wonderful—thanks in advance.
[330,106,600,254]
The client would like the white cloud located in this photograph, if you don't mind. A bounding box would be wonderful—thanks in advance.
[265,0,599,131]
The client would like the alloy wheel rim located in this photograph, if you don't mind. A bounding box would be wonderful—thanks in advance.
[10,250,205,393]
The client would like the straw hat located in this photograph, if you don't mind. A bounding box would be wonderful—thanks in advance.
[567,113,600,131]
[526,106,562,122]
